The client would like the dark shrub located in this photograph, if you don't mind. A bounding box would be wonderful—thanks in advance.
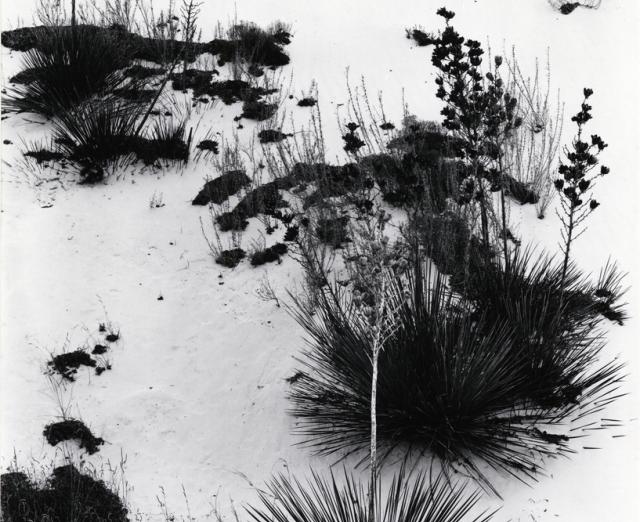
[226,22,291,67]
[216,181,288,231]
[48,350,96,381]
[216,248,247,268]
[297,97,316,107]
[1,465,128,522]
[5,25,131,116]
[170,69,214,95]
[288,263,624,489]
[250,243,288,266]
[193,170,251,205]
[258,129,290,143]
[43,419,104,454]
[196,139,219,154]
[247,466,493,522]
[242,99,278,121]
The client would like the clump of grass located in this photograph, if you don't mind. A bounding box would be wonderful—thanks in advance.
[47,350,96,381]
[216,248,247,268]
[43,419,104,455]
[5,25,131,116]
[1,464,128,522]
[250,243,288,266]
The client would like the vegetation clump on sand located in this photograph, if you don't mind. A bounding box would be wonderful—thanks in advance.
[1,465,128,522]
[43,419,104,455]
[192,170,251,205]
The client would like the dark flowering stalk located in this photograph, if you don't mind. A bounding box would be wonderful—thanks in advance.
[556,88,610,285]
[421,8,523,257]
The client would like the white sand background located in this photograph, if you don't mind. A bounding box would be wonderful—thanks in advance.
[1,0,639,520]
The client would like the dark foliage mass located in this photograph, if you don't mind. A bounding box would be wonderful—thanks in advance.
[216,180,289,231]
[192,170,251,205]
[1,465,128,522]
[47,350,96,381]
[242,99,278,121]
[288,261,624,489]
[258,129,291,143]
[297,97,317,107]
[250,243,288,266]
[43,419,104,454]
[196,139,219,154]
[247,467,493,522]
[49,99,188,179]
[216,248,247,268]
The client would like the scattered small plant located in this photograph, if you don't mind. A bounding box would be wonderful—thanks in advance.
[216,248,247,268]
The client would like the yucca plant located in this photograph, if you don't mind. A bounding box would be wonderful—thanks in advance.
[52,96,143,168]
[288,260,624,490]
[247,466,494,522]
[6,25,132,117]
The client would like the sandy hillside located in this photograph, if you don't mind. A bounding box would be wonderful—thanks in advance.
[1,0,639,520]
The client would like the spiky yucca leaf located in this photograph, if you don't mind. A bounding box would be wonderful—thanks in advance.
[246,466,494,522]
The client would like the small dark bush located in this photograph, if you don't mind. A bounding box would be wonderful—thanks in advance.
[216,248,247,268]
[258,129,291,143]
[225,22,292,67]
[48,350,96,381]
[242,99,278,121]
[250,243,288,266]
[297,97,316,107]
[1,464,128,521]
[216,181,288,231]
[247,466,493,522]
[284,225,299,242]
[192,170,251,205]
[92,344,108,355]
[43,419,104,454]
[170,69,214,95]
[560,2,581,14]
[211,80,277,105]
[196,139,219,154]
